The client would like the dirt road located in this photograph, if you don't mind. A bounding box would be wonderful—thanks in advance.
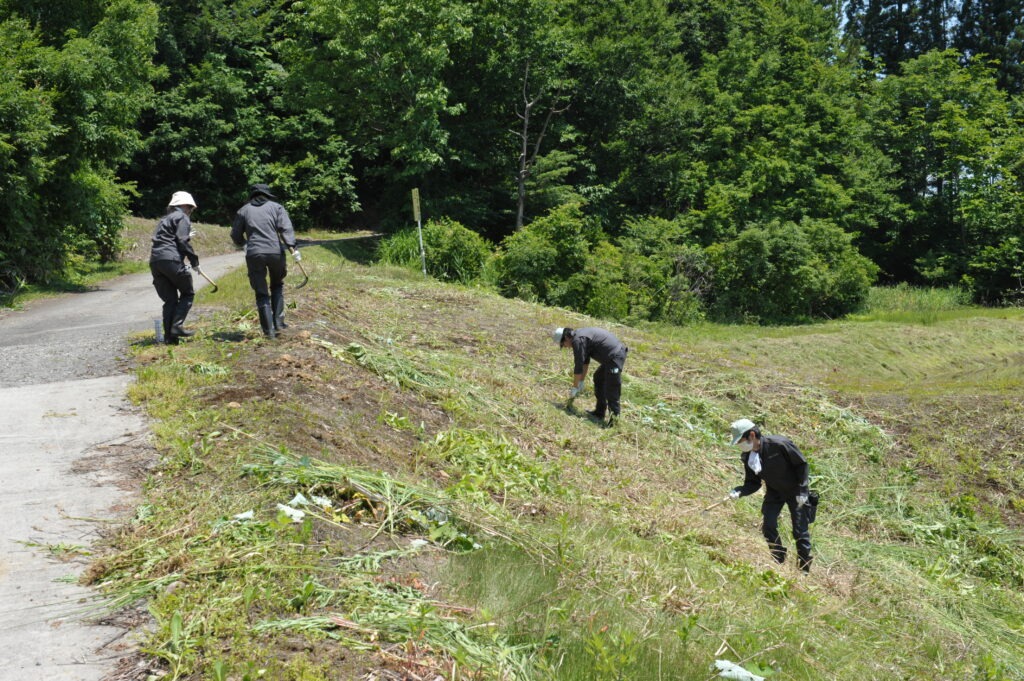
[0,254,240,680]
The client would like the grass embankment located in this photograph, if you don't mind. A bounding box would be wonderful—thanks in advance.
[93,237,1024,680]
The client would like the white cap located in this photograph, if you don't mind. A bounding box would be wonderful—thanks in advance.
[552,327,565,345]
[730,418,756,445]
[168,191,197,208]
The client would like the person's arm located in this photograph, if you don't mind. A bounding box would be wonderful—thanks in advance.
[572,340,589,388]
[733,454,763,497]
[230,210,246,247]
[573,363,590,389]
[175,214,200,267]
[277,205,297,250]
[782,439,810,496]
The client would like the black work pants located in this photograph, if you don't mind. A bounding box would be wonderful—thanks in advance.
[150,259,194,338]
[245,252,287,306]
[592,350,627,417]
[761,491,812,571]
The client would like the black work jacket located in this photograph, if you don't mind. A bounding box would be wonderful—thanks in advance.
[571,327,627,374]
[149,208,198,266]
[231,196,296,256]
[735,435,810,500]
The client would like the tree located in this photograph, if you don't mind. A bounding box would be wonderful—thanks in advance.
[0,0,160,286]
[955,0,1024,94]
[510,1,575,229]
[632,0,899,246]
[869,50,1019,290]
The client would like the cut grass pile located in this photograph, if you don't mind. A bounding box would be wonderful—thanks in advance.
[92,236,1024,680]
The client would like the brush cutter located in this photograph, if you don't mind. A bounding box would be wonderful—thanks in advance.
[195,266,218,292]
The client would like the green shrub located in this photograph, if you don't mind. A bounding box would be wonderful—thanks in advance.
[558,241,631,320]
[489,203,598,302]
[706,218,877,324]
[965,237,1024,305]
[377,218,492,284]
[618,217,709,325]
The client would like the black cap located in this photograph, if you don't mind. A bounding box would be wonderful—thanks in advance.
[249,183,276,199]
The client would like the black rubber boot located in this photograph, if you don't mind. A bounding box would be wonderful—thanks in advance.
[163,311,176,345]
[170,299,194,337]
[271,288,288,330]
[258,304,276,339]
[170,323,194,338]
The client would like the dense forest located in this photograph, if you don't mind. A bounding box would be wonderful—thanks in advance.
[1,0,1022,322]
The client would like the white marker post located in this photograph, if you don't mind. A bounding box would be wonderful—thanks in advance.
[411,188,426,276]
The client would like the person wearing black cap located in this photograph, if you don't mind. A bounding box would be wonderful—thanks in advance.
[150,191,200,344]
[231,184,300,338]
[727,418,814,573]
[552,326,628,426]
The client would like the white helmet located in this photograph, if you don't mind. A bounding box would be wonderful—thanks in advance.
[552,327,566,345]
[730,418,756,445]
[168,191,197,208]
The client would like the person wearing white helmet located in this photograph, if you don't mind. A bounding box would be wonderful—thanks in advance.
[728,418,814,573]
[552,326,628,426]
[149,191,200,344]
[231,183,298,338]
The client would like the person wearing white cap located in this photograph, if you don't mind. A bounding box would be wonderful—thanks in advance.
[728,418,814,572]
[149,191,200,344]
[552,326,628,426]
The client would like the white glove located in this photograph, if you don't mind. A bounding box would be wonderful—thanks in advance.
[183,262,193,274]
[292,249,302,262]
[569,386,580,399]
[796,493,808,508]
[728,489,741,500]
[189,229,196,238]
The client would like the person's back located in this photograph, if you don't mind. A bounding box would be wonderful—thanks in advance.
[150,208,193,263]
[571,327,625,367]
[230,184,299,338]
[232,195,295,255]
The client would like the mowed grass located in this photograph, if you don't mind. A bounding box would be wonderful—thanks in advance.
[102,238,1024,680]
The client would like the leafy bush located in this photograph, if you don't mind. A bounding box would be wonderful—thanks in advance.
[966,237,1024,305]
[706,218,878,324]
[377,218,492,284]
[490,210,710,325]
[558,241,631,320]
[488,203,598,302]
[618,217,710,325]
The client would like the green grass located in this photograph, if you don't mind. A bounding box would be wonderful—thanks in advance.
[851,282,998,324]
[92,239,1024,680]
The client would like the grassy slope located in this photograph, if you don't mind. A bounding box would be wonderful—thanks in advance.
[100,237,1024,680]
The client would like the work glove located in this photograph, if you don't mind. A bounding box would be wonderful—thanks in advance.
[796,493,809,508]
[569,386,581,399]
[728,489,741,500]
[189,229,196,238]
[292,249,302,262]
[183,262,193,274]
